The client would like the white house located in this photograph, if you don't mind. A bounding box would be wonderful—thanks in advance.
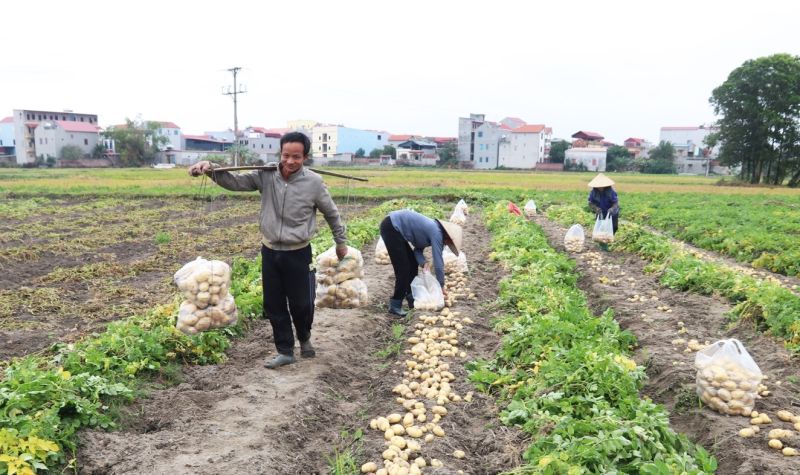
[12,109,99,164]
[239,127,281,162]
[497,124,548,169]
[153,121,182,151]
[33,120,101,159]
[396,139,438,166]
[565,147,607,171]
[659,125,727,175]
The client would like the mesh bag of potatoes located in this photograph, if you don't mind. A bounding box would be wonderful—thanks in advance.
[443,247,468,274]
[315,245,369,308]
[524,199,537,217]
[564,224,585,252]
[374,237,390,265]
[695,339,762,416]
[410,270,445,311]
[173,257,237,335]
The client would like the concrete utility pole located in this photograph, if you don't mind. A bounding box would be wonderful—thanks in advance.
[223,67,247,166]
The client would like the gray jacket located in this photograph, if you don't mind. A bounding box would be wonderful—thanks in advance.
[209,165,347,251]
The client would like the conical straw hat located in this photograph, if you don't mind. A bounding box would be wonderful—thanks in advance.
[436,220,462,256]
[587,173,615,188]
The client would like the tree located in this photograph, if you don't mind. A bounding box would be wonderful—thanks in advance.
[437,141,458,167]
[91,142,107,159]
[354,147,365,158]
[549,140,570,163]
[382,145,396,160]
[368,148,382,158]
[103,119,169,167]
[710,54,800,186]
[606,145,632,172]
[639,141,676,174]
[59,144,83,161]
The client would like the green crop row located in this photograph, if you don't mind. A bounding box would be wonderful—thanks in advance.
[622,194,800,276]
[469,202,716,474]
[544,204,800,352]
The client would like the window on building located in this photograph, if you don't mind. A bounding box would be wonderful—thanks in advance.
[80,117,84,122]
[70,134,74,139]
[261,144,264,149]
[26,114,31,120]
[84,138,88,145]
[477,131,483,138]
[377,135,381,140]
[62,115,66,120]
[175,130,179,135]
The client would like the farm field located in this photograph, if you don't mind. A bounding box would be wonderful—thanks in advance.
[1,168,800,474]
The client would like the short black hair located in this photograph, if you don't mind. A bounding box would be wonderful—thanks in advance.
[280,131,311,156]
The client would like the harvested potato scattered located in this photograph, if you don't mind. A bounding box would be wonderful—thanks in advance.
[361,462,378,473]
[783,447,798,456]
[453,450,465,459]
[777,410,795,422]
[769,439,783,450]
[739,428,756,437]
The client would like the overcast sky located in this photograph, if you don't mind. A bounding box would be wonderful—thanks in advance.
[2,0,798,144]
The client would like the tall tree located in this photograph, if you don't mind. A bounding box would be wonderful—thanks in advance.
[354,147,366,158]
[710,54,800,186]
[382,145,396,159]
[437,141,458,167]
[640,141,676,174]
[606,145,632,172]
[104,119,169,167]
[549,140,570,163]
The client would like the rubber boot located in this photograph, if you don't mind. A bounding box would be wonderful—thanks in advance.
[300,340,316,358]
[406,292,414,309]
[264,353,295,369]
[388,298,407,317]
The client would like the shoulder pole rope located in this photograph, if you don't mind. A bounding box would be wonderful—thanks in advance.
[204,165,369,182]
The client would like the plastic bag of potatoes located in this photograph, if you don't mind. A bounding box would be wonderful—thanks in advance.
[443,247,468,274]
[524,199,537,217]
[449,208,466,226]
[455,198,469,215]
[695,339,762,416]
[410,271,445,311]
[564,224,585,252]
[173,257,237,335]
[374,237,390,265]
[315,245,369,309]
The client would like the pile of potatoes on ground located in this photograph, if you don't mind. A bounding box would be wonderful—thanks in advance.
[173,258,238,335]
[739,409,800,457]
[363,304,475,474]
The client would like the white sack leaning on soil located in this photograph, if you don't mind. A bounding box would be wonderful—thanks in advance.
[315,245,369,309]
[443,248,468,275]
[524,199,537,217]
[695,339,763,416]
[374,237,391,265]
[455,199,469,215]
[173,257,238,335]
[592,213,614,244]
[564,224,585,252]
[449,208,466,226]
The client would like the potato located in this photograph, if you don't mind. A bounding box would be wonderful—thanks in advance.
[769,439,783,450]
[739,428,756,437]
[387,413,402,424]
[362,462,378,473]
[390,436,406,449]
[453,450,465,459]
[195,317,211,331]
[783,447,798,457]
[777,410,795,422]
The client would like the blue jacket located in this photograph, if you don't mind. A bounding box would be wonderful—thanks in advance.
[588,187,619,216]
[388,210,446,286]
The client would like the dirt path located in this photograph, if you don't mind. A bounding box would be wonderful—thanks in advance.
[633,222,800,294]
[534,216,800,475]
[77,212,525,474]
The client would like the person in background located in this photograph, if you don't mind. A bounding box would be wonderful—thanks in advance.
[379,210,462,317]
[188,131,347,369]
[587,173,620,234]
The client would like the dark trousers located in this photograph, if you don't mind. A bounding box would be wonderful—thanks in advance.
[380,216,418,300]
[261,244,315,356]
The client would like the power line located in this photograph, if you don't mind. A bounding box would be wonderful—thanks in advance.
[222,67,247,166]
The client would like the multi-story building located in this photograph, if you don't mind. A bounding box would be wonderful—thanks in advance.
[566,130,607,171]
[659,125,723,175]
[623,137,652,159]
[238,127,281,162]
[457,114,504,169]
[33,120,101,159]
[311,124,388,158]
[153,122,182,151]
[0,117,14,156]
[396,139,438,166]
[12,109,99,164]
[497,125,549,169]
